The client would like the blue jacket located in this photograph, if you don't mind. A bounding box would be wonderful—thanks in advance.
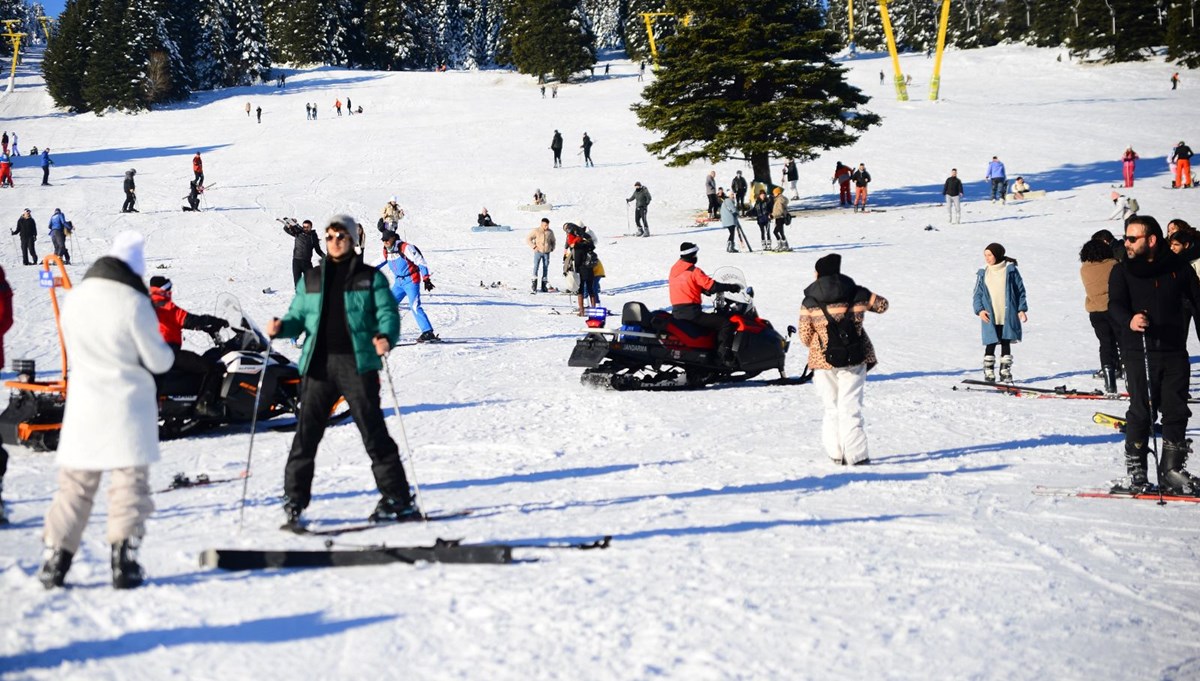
[986,160,1006,180]
[41,150,51,168]
[48,212,69,232]
[973,264,1027,344]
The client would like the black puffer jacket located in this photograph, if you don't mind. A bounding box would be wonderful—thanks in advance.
[14,215,35,238]
[1109,245,1200,352]
[284,223,325,261]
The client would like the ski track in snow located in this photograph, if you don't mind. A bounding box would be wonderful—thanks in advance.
[1,45,1200,679]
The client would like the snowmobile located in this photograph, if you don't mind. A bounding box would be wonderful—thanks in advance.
[155,294,307,440]
[568,267,806,390]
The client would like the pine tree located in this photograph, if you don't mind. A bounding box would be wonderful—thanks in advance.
[581,0,622,50]
[231,0,271,83]
[193,0,231,88]
[364,0,432,69]
[42,0,94,111]
[624,0,675,61]
[634,0,879,184]
[1166,0,1199,67]
[502,0,595,81]
[947,0,1002,49]
[82,0,142,111]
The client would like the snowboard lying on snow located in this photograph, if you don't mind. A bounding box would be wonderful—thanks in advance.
[201,538,513,568]
[471,224,513,232]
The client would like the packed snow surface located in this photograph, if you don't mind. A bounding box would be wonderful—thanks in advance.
[2,45,1199,680]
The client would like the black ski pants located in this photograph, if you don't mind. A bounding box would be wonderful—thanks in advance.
[122,191,136,213]
[773,217,788,242]
[292,259,310,286]
[50,230,68,263]
[1123,349,1191,446]
[18,235,36,265]
[707,193,720,218]
[634,207,649,235]
[674,304,735,359]
[1088,311,1122,370]
[284,353,410,509]
[41,165,49,185]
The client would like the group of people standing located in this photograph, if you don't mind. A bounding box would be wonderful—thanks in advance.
[12,207,75,266]
[548,130,594,167]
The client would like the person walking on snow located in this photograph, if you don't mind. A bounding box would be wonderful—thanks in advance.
[282,218,324,285]
[245,102,251,117]
[122,169,137,212]
[48,208,73,264]
[13,208,37,265]
[581,133,594,167]
[1171,141,1193,188]
[379,230,438,343]
[799,253,889,466]
[335,99,342,116]
[192,152,204,186]
[551,130,563,167]
[1122,146,1138,188]
[942,168,964,224]
[731,171,748,213]
[784,159,800,199]
[972,243,1028,383]
[40,147,53,186]
[1171,72,1180,90]
[1108,215,1200,495]
[770,187,791,250]
[0,150,13,188]
[526,217,557,293]
[1,131,7,154]
[985,155,1008,203]
[719,190,742,253]
[10,132,18,157]
[38,231,175,590]
[851,163,871,212]
[832,162,852,207]
[380,197,404,232]
[705,171,719,219]
[627,182,652,237]
[266,215,418,528]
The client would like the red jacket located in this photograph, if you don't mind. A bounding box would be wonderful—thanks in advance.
[0,267,11,369]
[150,290,189,347]
[192,154,203,173]
[669,259,715,307]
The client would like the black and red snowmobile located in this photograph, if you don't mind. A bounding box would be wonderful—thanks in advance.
[568,267,808,390]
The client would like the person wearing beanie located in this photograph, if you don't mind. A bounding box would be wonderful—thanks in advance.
[770,186,791,251]
[380,197,405,232]
[13,208,37,265]
[147,275,229,416]
[626,182,652,237]
[1121,146,1138,188]
[972,242,1028,382]
[267,214,417,528]
[798,253,889,466]
[379,229,438,342]
[851,163,872,212]
[719,188,742,253]
[121,169,138,213]
[669,242,743,364]
[39,231,175,590]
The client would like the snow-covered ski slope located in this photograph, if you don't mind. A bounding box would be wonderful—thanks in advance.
[2,45,1200,680]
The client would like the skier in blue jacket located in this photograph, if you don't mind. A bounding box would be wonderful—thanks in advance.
[985,156,1008,204]
[47,209,72,265]
[378,230,439,342]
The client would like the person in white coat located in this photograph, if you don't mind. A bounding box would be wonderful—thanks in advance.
[38,231,175,590]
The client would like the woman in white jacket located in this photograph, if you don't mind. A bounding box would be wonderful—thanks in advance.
[39,231,175,590]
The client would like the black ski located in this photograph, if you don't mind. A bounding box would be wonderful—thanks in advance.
[201,538,512,569]
[155,472,247,494]
[283,509,473,536]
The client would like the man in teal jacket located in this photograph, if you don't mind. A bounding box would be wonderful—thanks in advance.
[267,214,416,527]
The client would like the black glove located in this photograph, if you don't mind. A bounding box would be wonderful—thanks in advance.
[712,282,741,294]
[423,278,435,292]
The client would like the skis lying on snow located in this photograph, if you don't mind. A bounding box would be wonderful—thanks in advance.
[155,472,248,494]
[1090,411,1163,435]
[282,509,473,536]
[1033,485,1200,503]
[954,379,1124,400]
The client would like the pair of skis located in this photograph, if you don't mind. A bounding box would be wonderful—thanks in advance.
[1033,486,1199,504]
[954,379,1122,400]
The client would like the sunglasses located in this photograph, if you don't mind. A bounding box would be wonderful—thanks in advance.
[325,233,348,242]
[1124,235,1147,243]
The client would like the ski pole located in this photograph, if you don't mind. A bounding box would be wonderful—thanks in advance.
[625,201,631,235]
[238,337,274,529]
[380,350,426,520]
[1140,328,1165,506]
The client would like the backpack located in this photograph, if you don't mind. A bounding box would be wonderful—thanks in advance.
[819,300,866,368]
[1127,198,1139,212]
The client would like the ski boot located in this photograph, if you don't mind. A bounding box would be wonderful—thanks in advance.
[1101,365,1118,395]
[111,538,145,589]
[998,355,1013,382]
[416,330,441,343]
[761,239,769,251]
[1114,441,1152,494]
[778,239,790,251]
[1160,440,1200,496]
[982,355,996,383]
[531,278,538,294]
[369,495,422,523]
[540,279,549,293]
[282,501,305,529]
[38,545,74,590]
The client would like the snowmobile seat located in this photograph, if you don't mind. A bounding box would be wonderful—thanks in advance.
[621,302,653,328]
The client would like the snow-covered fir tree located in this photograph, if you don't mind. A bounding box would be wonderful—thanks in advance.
[230,0,272,82]
[623,0,674,61]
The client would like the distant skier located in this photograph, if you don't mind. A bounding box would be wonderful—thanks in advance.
[311,102,317,120]
[730,170,748,212]
[305,103,312,120]
[1171,141,1193,188]
[13,208,37,265]
[10,132,18,156]
[182,180,201,212]
[551,130,563,167]
[1171,72,1180,90]
[40,147,52,186]
[47,208,72,264]
[0,150,12,187]
[581,133,594,167]
[335,99,342,116]
[942,168,963,224]
[282,218,324,285]
[1122,146,1138,188]
[985,155,1007,203]
[784,159,799,199]
[1,131,7,153]
[380,197,405,231]
[346,97,352,115]
[626,181,652,237]
[380,230,439,343]
[121,169,137,213]
[638,61,645,81]
[192,152,204,186]
[851,163,871,212]
[256,106,262,123]
[832,162,852,207]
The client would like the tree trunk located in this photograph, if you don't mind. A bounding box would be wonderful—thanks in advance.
[750,151,773,186]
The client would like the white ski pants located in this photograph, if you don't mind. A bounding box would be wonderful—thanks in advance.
[44,466,153,552]
[946,195,961,223]
[814,364,869,464]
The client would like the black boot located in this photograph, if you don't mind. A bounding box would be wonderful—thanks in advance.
[38,546,74,589]
[416,330,440,343]
[369,494,421,523]
[540,279,548,293]
[1102,365,1118,395]
[1160,440,1199,496]
[983,355,996,383]
[531,278,538,294]
[111,538,145,589]
[282,500,305,528]
[1118,442,1152,494]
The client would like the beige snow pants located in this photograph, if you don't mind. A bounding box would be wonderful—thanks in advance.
[43,466,154,552]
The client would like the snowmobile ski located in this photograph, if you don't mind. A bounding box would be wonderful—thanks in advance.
[1033,485,1199,503]
[201,538,512,570]
[282,509,473,536]
[155,472,248,494]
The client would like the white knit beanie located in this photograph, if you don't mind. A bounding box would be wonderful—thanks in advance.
[109,231,146,277]
[326,214,359,249]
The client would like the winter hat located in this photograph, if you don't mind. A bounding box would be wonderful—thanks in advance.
[108,230,146,277]
[149,275,171,290]
[563,222,579,234]
[634,182,641,187]
[815,253,841,278]
[772,187,782,195]
[985,242,1007,262]
[381,230,398,243]
[326,214,359,249]
[126,168,136,176]
[680,242,699,257]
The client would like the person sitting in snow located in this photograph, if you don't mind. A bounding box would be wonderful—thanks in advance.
[1010,177,1031,200]
[478,208,497,227]
[182,180,201,212]
[533,189,547,206]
